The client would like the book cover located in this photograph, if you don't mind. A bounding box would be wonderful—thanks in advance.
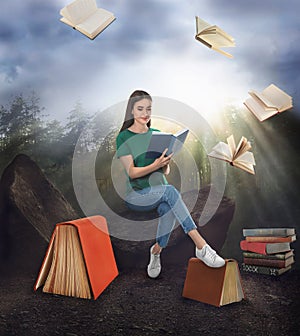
[242,227,296,237]
[240,240,291,255]
[182,258,244,307]
[146,128,189,159]
[241,263,292,276]
[34,215,119,299]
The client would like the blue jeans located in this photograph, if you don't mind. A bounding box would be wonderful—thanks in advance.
[125,185,197,248]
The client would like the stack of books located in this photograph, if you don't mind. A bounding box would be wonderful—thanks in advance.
[240,227,296,276]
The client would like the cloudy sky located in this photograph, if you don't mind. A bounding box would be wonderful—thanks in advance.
[1,0,299,123]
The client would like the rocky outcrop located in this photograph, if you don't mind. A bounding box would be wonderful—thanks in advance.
[0,154,78,275]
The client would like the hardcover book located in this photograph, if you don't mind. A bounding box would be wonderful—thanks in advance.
[182,258,244,307]
[242,227,296,237]
[208,134,255,174]
[195,16,235,58]
[242,250,294,261]
[245,235,296,243]
[243,256,294,268]
[34,216,118,299]
[146,128,189,159]
[240,240,291,255]
[241,263,292,276]
[60,0,116,40]
[244,84,293,122]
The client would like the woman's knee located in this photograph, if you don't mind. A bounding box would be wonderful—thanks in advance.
[157,202,171,216]
[164,184,181,201]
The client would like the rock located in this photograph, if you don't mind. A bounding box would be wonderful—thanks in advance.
[109,185,235,270]
[0,154,78,275]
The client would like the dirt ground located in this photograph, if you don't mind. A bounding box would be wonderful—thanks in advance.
[0,264,299,336]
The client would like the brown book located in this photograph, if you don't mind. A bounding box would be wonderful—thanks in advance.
[245,235,296,243]
[242,250,294,260]
[182,258,244,307]
[243,255,295,268]
[34,216,118,299]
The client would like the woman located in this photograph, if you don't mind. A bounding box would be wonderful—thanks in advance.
[116,90,225,278]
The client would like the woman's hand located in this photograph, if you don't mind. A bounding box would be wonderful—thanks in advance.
[153,148,173,170]
[119,149,173,180]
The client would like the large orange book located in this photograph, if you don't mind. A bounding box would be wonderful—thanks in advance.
[182,258,244,307]
[34,216,118,299]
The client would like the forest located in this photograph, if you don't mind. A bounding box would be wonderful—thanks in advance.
[1,92,299,264]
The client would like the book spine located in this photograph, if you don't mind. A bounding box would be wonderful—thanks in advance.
[245,235,296,243]
[240,240,267,255]
[241,263,290,276]
[243,257,287,268]
[242,228,295,237]
[242,251,293,260]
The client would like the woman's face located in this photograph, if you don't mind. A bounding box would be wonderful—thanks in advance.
[132,98,152,125]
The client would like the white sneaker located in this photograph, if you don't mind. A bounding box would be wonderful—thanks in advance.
[147,245,161,278]
[196,244,225,268]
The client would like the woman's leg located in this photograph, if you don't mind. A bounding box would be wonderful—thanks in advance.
[156,202,177,248]
[126,185,225,270]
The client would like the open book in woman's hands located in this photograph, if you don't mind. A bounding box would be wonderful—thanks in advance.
[208,135,256,174]
[146,128,189,159]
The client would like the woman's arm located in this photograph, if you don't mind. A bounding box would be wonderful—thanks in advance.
[119,148,173,179]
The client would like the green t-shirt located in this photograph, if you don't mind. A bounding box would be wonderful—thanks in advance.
[116,128,168,193]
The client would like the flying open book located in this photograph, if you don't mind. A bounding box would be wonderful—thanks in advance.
[244,84,293,122]
[208,135,256,174]
[195,16,235,58]
[146,128,189,159]
[60,0,116,40]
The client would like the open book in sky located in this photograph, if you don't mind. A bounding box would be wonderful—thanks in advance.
[208,135,256,174]
[146,128,189,159]
[195,16,235,58]
[60,0,116,40]
[244,84,293,122]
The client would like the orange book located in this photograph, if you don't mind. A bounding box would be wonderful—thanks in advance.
[182,258,244,307]
[34,216,118,299]
[245,235,296,243]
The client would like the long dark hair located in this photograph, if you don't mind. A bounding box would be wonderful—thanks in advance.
[119,90,152,133]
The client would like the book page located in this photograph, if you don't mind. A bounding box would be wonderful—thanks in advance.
[226,135,236,158]
[249,91,277,110]
[262,84,293,112]
[64,0,97,25]
[76,8,114,35]
[200,33,234,47]
[235,151,256,165]
[195,16,211,35]
[232,161,255,174]
[244,97,277,122]
[208,142,232,162]
[234,136,251,159]
[202,25,234,43]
